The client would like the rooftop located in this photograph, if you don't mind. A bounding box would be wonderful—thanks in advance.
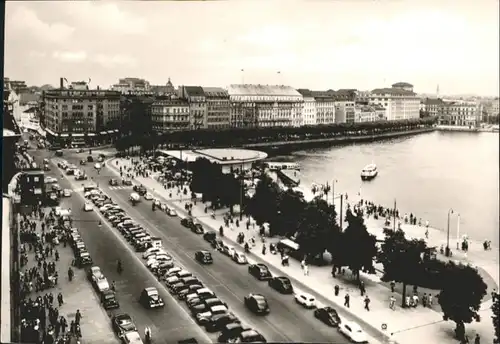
[202,87,229,98]
[19,93,40,105]
[3,129,18,137]
[371,88,416,96]
[228,84,302,97]
[183,86,205,97]
[392,82,413,88]
[158,148,268,164]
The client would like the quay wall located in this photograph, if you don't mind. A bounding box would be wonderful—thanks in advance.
[242,127,435,155]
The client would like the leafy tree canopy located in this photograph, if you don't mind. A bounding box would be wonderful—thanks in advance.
[493,293,500,343]
[438,261,487,337]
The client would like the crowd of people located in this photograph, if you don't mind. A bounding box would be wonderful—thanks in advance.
[18,206,83,344]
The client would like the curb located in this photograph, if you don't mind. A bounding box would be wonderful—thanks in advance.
[106,158,397,344]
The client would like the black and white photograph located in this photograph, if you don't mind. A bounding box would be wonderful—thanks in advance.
[2,1,499,344]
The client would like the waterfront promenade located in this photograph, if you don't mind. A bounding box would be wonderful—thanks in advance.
[109,157,497,344]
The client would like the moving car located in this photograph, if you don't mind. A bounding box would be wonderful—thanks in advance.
[121,331,144,344]
[268,276,293,294]
[109,178,119,186]
[314,306,341,327]
[248,264,272,281]
[232,252,248,265]
[144,192,154,200]
[83,202,93,212]
[140,287,164,309]
[167,208,177,217]
[94,163,101,169]
[122,179,133,186]
[203,231,217,245]
[112,313,137,337]
[132,185,147,196]
[63,189,72,197]
[244,294,270,315]
[181,218,194,228]
[236,329,267,343]
[294,291,317,308]
[195,251,213,264]
[75,172,88,180]
[338,321,368,343]
[129,193,140,205]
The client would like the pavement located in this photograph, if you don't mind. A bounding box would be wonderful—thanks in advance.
[30,148,213,344]
[107,156,497,344]
[51,151,371,343]
[19,209,117,344]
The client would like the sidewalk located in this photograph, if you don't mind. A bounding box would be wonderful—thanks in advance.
[109,158,496,344]
[19,209,117,344]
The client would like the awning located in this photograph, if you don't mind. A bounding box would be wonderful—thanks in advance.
[72,133,84,137]
[100,131,107,135]
[37,127,46,137]
[106,130,114,134]
[60,133,69,137]
[45,128,56,136]
[87,133,96,137]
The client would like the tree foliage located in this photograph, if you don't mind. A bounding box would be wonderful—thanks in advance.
[438,261,487,338]
[295,197,340,258]
[493,293,500,344]
[331,209,378,279]
[115,118,437,151]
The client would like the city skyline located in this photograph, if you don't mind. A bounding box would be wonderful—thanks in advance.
[5,1,499,96]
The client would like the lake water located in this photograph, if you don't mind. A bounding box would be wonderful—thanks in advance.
[279,131,499,246]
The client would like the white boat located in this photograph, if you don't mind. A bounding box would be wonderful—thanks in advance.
[361,164,378,180]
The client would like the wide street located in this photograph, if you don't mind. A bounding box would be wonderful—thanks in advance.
[30,147,212,344]
[34,147,355,343]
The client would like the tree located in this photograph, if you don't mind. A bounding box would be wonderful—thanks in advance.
[438,261,487,341]
[493,293,500,343]
[246,174,281,231]
[295,197,340,260]
[336,209,378,282]
[378,228,427,307]
[274,189,306,237]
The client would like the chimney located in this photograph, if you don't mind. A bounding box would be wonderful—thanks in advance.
[60,78,64,89]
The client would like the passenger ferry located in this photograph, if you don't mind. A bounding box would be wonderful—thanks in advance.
[264,162,300,171]
[361,164,378,181]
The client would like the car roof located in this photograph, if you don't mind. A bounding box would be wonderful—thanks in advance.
[197,288,213,294]
[277,276,290,282]
[200,250,211,255]
[145,287,158,293]
[256,263,268,269]
[249,293,265,300]
[345,321,362,330]
[114,313,132,320]
[211,305,228,312]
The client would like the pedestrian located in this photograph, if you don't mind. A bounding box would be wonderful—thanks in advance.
[359,281,365,296]
[303,264,309,276]
[145,326,152,344]
[344,293,350,308]
[389,295,396,310]
[474,334,480,344]
[262,244,266,255]
[70,320,76,334]
[75,309,81,325]
[428,294,433,307]
[334,285,340,296]
[301,259,306,270]
[364,295,370,311]
[425,229,429,239]
[390,281,395,293]
[57,293,63,306]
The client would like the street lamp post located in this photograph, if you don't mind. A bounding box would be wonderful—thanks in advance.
[446,208,454,257]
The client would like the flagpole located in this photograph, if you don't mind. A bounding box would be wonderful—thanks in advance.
[241,69,245,84]
[393,199,397,231]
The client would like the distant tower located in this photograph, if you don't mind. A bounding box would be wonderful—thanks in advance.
[436,84,440,99]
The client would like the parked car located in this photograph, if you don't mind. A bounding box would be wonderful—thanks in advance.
[101,289,119,310]
[111,313,137,337]
[203,231,217,245]
[294,291,317,308]
[232,252,248,264]
[204,313,240,333]
[217,323,250,343]
[236,330,267,343]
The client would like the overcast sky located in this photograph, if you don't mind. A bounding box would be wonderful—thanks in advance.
[5,1,499,96]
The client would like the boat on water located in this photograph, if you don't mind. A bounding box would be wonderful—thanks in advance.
[361,164,378,181]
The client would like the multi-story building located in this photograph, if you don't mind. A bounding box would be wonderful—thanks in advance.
[228,84,303,128]
[313,91,336,125]
[354,104,386,123]
[121,94,155,137]
[150,78,176,95]
[297,89,317,126]
[151,95,190,133]
[423,98,444,117]
[179,86,207,130]
[42,78,121,145]
[334,90,356,124]
[202,87,231,129]
[437,100,480,127]
[369,82,420,121]
[111,77,150,94]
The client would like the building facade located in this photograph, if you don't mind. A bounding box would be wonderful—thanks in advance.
[313,91,336,125]
[437,100,480,127]
[228,84,303,128]
[150,78,176,95]
[151,95,190,133]
[333,90,356,124]
[297,89,317,126]
[111,77,150,94]
[202,87,231,129]
[42,79,121,145]
[179,86,207,130]
[370,82,420,121]
[354,104,386,123]
[423,98,444,117]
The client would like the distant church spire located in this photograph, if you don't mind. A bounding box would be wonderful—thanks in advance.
[436,84,440,98]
